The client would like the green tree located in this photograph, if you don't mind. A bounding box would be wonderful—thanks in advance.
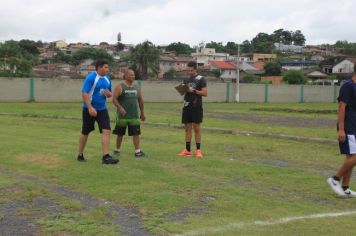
[211,69,221,78]
[251,33,274,53]
[18,39,40,56]
[130,41,160,80]
[225,42,238,55]
[205,41,226,53]
[241,40,252,53]
[264,61,282,76]
[292,30,306,46]
[272,29,293,44]
[166,42,193,55]
[283,70,307,84]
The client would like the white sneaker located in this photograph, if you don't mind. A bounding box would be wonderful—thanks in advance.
[344,188,356,197]
[327,177,346,196]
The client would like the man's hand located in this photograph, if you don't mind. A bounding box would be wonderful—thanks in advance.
[118,106,126,117]
[338,130,346,142]
[140,114,146,121]
[88,107,97,117]
[104,89,112,98]
[188,86,195,93]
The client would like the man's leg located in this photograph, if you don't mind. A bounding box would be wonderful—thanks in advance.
[116,135,124,150]
[79,134,88,154]
[336,155,356,185]
[101,129,111,156]
[193,123,203,158]
[133,135,140,150]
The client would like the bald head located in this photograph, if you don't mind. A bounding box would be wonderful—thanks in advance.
[124,69,135,82]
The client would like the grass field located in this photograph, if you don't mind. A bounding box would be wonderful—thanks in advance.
[1,102,355,235]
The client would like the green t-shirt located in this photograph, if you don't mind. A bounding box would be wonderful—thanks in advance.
[117,82,139,119]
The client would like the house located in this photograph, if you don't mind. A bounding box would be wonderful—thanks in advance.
[32,63,79,78]
[319,57,354,74]
[77,59,95,76]
[274,42,303,53]
[246,53,277,62]
[280,60,317,70]
[159,54,193,79]
[51,40,67,49]
[209,60,237,81]
[191,48,229,66]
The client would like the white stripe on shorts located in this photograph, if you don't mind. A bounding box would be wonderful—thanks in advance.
[347,134,356,154]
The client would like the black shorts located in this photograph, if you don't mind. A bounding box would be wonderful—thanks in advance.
[81,108,111,135]
[182,105,203,124]
[112,125,141,136]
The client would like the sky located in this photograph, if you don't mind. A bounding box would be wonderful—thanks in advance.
[1,0,355,46]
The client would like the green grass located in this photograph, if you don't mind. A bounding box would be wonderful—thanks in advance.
[0,102,353,235]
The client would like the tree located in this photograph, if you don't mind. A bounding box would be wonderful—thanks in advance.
[225,42,238,55]
[18,39,40,56]
[211,69,221,78]
[130,41,160,80]
[283,70,307,84]
[292,30,306,46]
[205,41,226,53]
[264,61,282,76]
[272,29,292,44]
[241,40,252,53]
[166,42,193,55]
[251,33,274,53]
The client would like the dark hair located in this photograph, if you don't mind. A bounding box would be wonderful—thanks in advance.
[95,59,109,70]
[354,62,356,74]
[187,61,197,69]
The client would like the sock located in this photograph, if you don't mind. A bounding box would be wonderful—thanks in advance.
[196,143,201,150]
[333,176,340,181]
[186,142,191,152]
[114,149,120,152]
[342,186,349,191]
[135,149,141,153]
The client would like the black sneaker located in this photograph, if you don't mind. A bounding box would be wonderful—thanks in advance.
[134,151,146,158]
[102,154,119,164]
[77,153,86,162]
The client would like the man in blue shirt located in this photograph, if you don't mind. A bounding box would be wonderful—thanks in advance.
[77,59,118,164]
[327,63,356,196]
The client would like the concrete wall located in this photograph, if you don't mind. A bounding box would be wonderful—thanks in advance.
[0,77,340,103]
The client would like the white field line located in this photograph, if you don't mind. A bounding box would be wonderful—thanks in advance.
[176,210,356,236]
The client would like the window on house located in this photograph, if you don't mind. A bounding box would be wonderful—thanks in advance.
[229,71,231,75]
[339,68,342,73]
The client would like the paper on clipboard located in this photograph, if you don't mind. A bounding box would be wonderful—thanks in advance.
[175,84,189,96]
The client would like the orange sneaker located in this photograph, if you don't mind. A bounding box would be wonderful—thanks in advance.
[195,150,203,158]
[177,149,192,157]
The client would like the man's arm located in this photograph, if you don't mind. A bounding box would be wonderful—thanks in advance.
[82,93,97,117]
[338,101,347,142]
[137,88,145,121]
[112,84,126,117]
[195,87,207,97]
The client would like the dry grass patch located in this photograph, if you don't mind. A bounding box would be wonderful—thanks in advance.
[16,154,63,168]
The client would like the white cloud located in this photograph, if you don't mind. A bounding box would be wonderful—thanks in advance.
[0,0,355,46]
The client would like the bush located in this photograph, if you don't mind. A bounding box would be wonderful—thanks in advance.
[283,70,307,84]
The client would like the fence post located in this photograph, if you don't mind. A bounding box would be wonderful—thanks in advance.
[333,85,337,103]
[225,81,230,102]
[299,84,304,103]
[28,78,35,102]
[264,84,269,103]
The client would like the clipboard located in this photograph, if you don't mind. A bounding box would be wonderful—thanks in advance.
[175,84,189,96]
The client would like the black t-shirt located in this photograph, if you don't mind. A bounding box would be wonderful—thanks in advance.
[183,75,207,107]
[338,79,356,134]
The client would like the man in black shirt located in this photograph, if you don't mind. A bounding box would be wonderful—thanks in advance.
[177,61,208,158]
[327,63,356,197]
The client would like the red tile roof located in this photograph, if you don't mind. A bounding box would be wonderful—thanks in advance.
[210,61,236,69]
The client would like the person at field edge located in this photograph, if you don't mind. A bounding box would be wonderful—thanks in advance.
[112,69,146,158]
[77,59,118,164]
[327,62,356,197]
[177,61,207,158]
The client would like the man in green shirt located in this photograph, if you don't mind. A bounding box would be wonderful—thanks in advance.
[112,69,146,157]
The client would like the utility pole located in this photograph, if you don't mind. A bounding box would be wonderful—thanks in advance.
[236,44,240,102]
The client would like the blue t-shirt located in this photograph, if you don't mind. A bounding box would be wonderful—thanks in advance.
[81,72,112,111]
[338,79,356,134]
